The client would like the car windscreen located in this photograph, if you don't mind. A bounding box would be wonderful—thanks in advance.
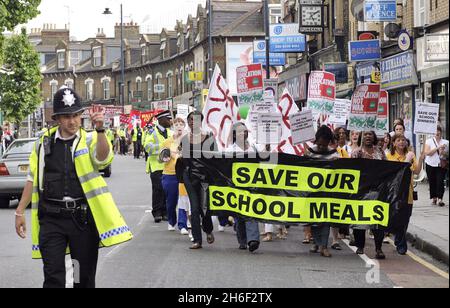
[4,140,36,156]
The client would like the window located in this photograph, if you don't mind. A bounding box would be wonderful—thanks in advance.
[69,51,80,67]
[269,6,282,24]
[167,74,173,98]
[136,78,142,92]
[85,80,94,101]
[141,46,147,63]
[65,79,74,89]
[57,51,65,69]
[93,47,102,67]
[50,81,58,99]
[147,79,153,101]
[414,0,428,27]
[103,80,110,100]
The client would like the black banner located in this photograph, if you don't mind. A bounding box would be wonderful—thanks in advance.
[184,153,412,229]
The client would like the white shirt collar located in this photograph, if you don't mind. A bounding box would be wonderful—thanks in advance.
[55,129,79,142]
[157,124,166,132]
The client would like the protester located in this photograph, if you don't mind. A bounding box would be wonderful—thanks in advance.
[380,132,392,155]
[160,118,188,232]
[181,111,217,249]
[225,122,260,253]
[387,133,425,255]
[304,125,340,258]
[334,127,350,158]
[351,131,387,259]
[347,130,360,156]
[424,126,449,207]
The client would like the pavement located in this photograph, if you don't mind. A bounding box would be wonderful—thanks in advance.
[408,182,449,265]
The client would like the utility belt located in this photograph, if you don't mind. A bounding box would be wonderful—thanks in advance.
[39,198,90,226]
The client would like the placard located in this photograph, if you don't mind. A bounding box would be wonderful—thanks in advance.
[414,102,440,135]
[290,110,316,146]
[348,84,381,131]
[257,114,282,145]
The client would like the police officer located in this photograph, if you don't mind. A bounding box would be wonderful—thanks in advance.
[143,110,172,223]
[15,88,132,288]
[131,124,143,159]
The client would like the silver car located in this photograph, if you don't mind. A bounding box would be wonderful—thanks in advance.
[0,138,37,208]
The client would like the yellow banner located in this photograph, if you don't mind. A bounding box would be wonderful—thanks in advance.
[210,186,389,226]
[232,163,360,194]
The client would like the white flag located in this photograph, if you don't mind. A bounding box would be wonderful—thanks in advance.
[202,65,240,151]
[276,89,306,156]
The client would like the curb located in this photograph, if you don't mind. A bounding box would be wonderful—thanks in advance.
[406,225,449,266]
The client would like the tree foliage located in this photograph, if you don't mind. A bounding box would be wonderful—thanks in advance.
[0,0,41,32]
[0,28,42,122]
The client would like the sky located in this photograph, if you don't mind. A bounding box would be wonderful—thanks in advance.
[22,0,205,40]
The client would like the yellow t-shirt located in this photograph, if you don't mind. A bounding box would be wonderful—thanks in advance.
[387,152,417,205]
[337,147,349,158]
[179,183,188,196]
[162,137,179,175]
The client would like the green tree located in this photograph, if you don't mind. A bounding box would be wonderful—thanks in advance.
[0,28,42,122]
[0,0,40,32]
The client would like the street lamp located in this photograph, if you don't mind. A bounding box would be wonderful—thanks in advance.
[103,5,125,114]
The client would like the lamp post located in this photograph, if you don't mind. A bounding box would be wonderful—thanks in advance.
[103,5,125,114]
[264,0,270,80]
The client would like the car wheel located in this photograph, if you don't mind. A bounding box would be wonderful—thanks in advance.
[0,197,10,209]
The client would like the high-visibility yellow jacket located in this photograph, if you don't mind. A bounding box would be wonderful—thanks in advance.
[106,129,115,143]
[118,128,126,138]
[29,127,133,259]
[143,128,172,174]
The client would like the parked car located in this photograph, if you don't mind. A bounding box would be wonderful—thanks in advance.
[0,138,37,208]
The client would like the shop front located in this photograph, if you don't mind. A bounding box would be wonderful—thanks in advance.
[417,32,449,139]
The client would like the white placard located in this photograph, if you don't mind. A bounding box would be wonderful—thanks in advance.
[329,99,352,126]
[414,101,440,135]
[257,114,282,145]
[177,104,190,120]
[264,78,279,101]
[290,110,316,146]
[251,95,277,113]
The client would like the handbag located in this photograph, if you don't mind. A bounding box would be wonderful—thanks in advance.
[433,139,449,170]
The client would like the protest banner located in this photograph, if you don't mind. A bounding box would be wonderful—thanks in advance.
[348,84,381,131]
[236,64,264,108]
[329,99,352,127]
[203,64,240,151]
[290,110,315,146]
[183,154,411,227]
[376,90,389,135]
[414,102,440,135]
[257,114,282,145]
[307,71,336,115]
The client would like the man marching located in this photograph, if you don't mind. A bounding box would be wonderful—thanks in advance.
[143,110,173,223]
[14,87,132,288]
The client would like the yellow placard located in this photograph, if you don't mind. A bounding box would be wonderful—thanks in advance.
[209,186,390,226]
[189,72,204,81]
[232,163,360,194]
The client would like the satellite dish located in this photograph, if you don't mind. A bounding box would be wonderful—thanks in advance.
[351,0,365,22]
[384,23,401,39]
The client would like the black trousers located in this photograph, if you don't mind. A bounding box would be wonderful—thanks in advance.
[134,141,142,158]
[183,171,213,245]
[120,138,126,155]
[426,164,446,200]
[151,171,166,218]
[39,213,99,288]
[353,229,385,251]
